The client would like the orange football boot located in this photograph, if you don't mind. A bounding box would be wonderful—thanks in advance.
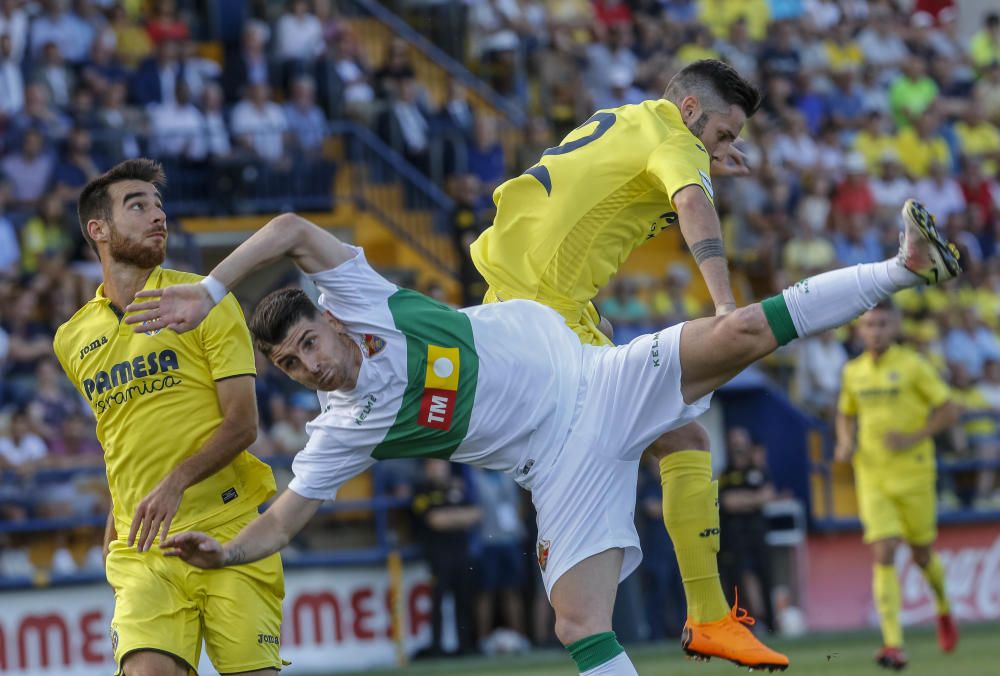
[681,590,790,672]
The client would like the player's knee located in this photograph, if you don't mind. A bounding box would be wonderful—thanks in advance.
[911,545,932,568]
[717,306,771,358]
[554,610,611,647]
[650,423,710,457]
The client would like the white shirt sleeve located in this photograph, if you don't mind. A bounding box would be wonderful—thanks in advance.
[306,246,398,329]
[288,425,377,501]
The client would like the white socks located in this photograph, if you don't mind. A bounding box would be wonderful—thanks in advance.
[581,652,639,676]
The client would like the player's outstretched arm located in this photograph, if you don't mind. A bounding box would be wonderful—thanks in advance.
[674,185,737,315]
[125,213,355,333]
[162,489,322,568]
[834,413,857,462]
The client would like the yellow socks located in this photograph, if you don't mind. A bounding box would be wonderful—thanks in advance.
[921,552,950,615]
[874,564,903,647]
[660,451,730,623]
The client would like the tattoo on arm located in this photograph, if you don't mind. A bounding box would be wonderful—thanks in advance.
[691,238,726,265]
[224,545,247,567]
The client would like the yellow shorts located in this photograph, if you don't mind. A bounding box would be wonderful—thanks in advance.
[106,510,285,674]
[483,286,612,347]
[855,474,937,545]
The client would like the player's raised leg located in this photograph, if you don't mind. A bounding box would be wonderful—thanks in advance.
[550,549,638,676]
[678,199,960,406]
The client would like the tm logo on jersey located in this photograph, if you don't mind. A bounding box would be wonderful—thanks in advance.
[418,345,459,431]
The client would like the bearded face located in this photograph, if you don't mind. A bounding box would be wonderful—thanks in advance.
[107,217,167,269]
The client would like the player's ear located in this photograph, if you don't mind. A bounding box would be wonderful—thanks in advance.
[88,218,109,245]
[679,95,701,123]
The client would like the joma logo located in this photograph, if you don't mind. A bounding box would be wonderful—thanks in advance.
[80,335,109,360]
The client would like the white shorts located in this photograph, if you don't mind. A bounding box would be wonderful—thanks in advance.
[524,323,713,597]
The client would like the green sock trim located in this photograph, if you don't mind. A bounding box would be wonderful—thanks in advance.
[567,631,624,672]
[762,294,798,346]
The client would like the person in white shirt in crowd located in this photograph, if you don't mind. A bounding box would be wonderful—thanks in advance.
[283,75,327,154]
[869,151,914,221]
[913,160,967,226]
[199,82,232,160]
[792,329,848,421]
[31,41,74,108]
[148,80,208,161]
[0,0,28,63]
[0,33,24,118]
[231,82,289,163]
[0,407,48,473]
[856,8,909,75]
[179,38,221,102]
[29,0,94,64]
[275,0,325,64]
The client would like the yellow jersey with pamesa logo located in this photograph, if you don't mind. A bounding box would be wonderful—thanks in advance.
[470,99,714,316]
[54,267,276,538]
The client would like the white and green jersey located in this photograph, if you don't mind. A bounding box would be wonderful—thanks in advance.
[288,247,584,501]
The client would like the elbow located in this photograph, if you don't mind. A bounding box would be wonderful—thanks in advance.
[235,420,258,450]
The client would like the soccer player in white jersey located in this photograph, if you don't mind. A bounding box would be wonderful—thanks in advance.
[127,204,959,676]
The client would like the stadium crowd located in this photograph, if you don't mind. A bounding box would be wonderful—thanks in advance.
[1,0,999,651]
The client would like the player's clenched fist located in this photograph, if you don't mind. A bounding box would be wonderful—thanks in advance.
[162,532,226,568]
[125,283,216,334]
[128,478,184,552]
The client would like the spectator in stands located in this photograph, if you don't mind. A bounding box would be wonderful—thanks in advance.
[270,392,315,455]
[650,263,701,325]
[0,0,28,64]
[600,277,649,326]
[319,26,375,121]
[831,153,877,225]
[223,19,273,103]
[594,66,645,110]
[973,62,1000,123]
[448,174,487,306]
[759,21,800,79]
[199,82,233,161]
[466,115,505,208]
[857,8,909,72]
[0,183,18,277]
[584,23,637,107]
[374,37,419,101]
[949,363,1000,509]
[959,159,997,228]
[1,128,54,210]
[27,356,83,442]
[771,112,820,173]
[145,0,189,45]
[869,151,914,222]
[914,160,967,225]
[283,75,328,155]
[411,459,481,657]
[889,56,938,127]
[29,0,93,64]
[827,68,866,131]
[783,207,835,281]
[944,307,1000,380]
[970,12,1000,71]
[51,126,105,201]
[0,33,24,119]
[20,193,74,274]
[129,37,184,107]
[8,81,70,145]
[80,28,128,99]
[32,41,75,109]
[47,412,102,468]
[149,80,207,161]
[95,81,142,162]
[275,0,325,68]
[378,74,431,174]
[792,329,848,421]
[955,103,1000,170]
[67,84,102,132]
[895,110,952,179]
[231,82,289,164]
[108,2,153,69]
[471,468,528,647]
[718,426,777,633]
[0,406,47,477]
[178,38,221,103]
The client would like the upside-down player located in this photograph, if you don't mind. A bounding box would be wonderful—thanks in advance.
[470,58,784,667]
[54,159,283,675]
[131,199,957,675]
[836,301,960,670]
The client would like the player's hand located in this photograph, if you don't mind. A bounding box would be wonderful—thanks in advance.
[833,443,854,463]
[711,144,751,177]
[885,431,918,452]
[128,477,185,553]
[161,531,225,568]
[124,283,214,334]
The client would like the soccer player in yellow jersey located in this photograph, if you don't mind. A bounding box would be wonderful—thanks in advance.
[53,160,283,676]
[836,302,960,670]
[471,59,787,667]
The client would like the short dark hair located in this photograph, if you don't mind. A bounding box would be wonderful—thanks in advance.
[77,158,166,257]
[250,287,319,357]
[664,59,762,118]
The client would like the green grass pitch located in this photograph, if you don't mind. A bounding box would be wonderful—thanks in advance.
[337,621,1000,676]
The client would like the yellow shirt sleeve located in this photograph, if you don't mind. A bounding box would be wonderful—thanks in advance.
[197,294,257,381]
[646,135,714,208]
[911,355,950,409]
[838,364,858,416]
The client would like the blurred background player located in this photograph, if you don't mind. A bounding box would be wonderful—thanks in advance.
[836,301,960,670]
[470,58,786,668]
[53,159,283,675]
